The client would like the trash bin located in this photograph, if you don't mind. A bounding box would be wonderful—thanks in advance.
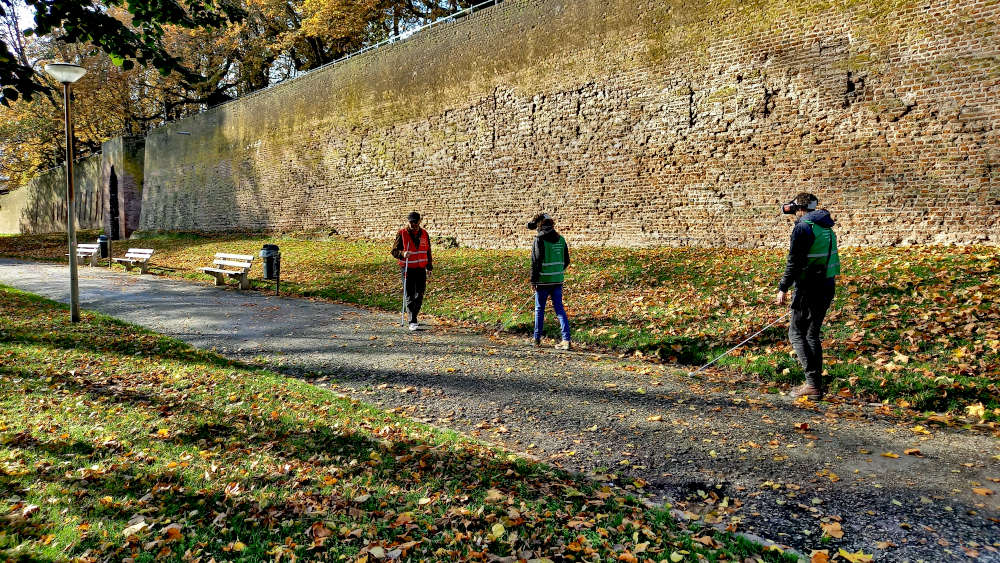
[261,244,280,280]
[97,235,110,258]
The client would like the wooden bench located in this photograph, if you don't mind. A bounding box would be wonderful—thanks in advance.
[112,248,154,274]
[198,253,254,290]
[66,243,100,267]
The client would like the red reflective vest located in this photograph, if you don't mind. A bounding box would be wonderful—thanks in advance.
[398,228,429,269]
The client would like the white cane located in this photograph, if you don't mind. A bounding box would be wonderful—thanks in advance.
[401,257,408,327]
[688,310,791,376]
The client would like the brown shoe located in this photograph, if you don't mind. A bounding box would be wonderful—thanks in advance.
[789,384,822,400]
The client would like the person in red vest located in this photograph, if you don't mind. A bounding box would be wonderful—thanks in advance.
[391,211,433,331]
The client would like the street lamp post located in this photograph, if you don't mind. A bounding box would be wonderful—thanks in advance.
[44,62,87,323]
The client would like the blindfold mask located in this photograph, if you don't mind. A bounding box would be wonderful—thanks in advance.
[527,213,552,230]
[781,199,817,214]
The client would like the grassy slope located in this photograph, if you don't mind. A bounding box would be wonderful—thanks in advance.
[1,231,997,420]
[0,286,793,562]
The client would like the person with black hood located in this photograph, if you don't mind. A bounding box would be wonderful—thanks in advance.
[528,212,572,350]
[391,211,432,331]
[776,193,840,399]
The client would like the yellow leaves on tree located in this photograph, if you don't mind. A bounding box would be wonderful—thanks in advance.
[299,0,382,42]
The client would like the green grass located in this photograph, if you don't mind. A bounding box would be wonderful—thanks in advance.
[1,231,998,420]
[0,285,795,562]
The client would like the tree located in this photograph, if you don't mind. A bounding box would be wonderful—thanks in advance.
[0,0,475,191]
[0,0,243,105]
[0,34,137,191]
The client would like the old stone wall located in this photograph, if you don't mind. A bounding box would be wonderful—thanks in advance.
[101,136,146,239]
[140,0,999,248]
[0,155,104,234]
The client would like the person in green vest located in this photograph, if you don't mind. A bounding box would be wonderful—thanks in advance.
[528,212,571,350]
[776,193,840,399]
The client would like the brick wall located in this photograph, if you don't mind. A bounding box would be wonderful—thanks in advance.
[139,0,1000,247]
[0,155,104,234]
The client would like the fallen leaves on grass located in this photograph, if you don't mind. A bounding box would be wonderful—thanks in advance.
[0,287,794,562]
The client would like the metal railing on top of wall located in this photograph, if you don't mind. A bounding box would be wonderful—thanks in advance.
[146,0,506,133]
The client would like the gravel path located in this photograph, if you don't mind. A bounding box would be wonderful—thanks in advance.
[1,259,998,561]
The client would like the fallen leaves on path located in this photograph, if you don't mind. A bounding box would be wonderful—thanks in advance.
[820,521,844,539]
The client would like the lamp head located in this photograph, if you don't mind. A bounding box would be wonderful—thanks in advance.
[44,63,87,84]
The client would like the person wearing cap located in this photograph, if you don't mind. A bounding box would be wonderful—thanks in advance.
[528,212,571,350]
[391,211,433,331]
[776,193,840,399]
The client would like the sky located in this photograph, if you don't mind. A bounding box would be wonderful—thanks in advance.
[15,2,33,29]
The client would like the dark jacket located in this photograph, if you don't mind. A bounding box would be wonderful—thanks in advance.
[391,228,433,271]
[778,209,836,304]
[530,225,570,285]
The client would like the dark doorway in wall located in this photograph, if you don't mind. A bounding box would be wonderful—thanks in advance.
[109,166,120,240]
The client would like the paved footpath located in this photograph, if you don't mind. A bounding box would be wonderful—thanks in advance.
[1,259,998,561]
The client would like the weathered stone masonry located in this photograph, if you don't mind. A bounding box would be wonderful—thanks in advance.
[133,0,997,248]
[101,136,145,239]
[0,137,144,237]
[0,155,103,235]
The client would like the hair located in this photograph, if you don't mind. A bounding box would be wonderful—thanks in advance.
[793,193,819,208]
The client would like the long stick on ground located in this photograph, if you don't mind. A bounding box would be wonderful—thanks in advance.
[498,293,535,330]
[401,260,408,327]
[688,310,791,376]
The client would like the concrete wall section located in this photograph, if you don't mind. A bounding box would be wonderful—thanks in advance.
[130,0,998,247]
[0,155,104,234]
[0,184,32,234]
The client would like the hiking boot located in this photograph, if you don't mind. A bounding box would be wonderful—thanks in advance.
[555,340,572,351]
[789,383,821,400]
[530,338,541,347]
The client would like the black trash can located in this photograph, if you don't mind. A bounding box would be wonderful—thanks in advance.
[97,235,110,258]
[261,244,280,280]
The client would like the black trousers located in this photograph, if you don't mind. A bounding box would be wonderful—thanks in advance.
[402,267,426,323]
[788,286,835,391]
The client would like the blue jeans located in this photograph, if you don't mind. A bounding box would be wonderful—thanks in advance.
[534,284,570,341]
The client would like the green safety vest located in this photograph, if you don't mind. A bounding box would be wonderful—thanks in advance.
[802,220,840,280]
[538,236,567,284]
